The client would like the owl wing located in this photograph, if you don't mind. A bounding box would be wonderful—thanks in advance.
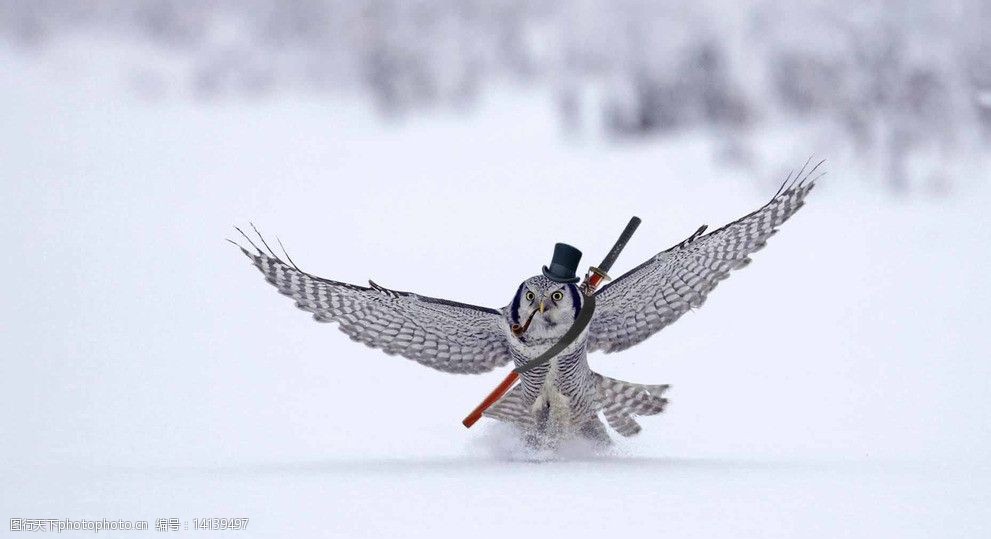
[587,162,822,353]
[232,229,513,374]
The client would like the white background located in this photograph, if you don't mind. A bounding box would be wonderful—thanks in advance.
[2,42,989,538]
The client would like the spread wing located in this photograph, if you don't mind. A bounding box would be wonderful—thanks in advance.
[232,228,512,374]
[588,161,822,353]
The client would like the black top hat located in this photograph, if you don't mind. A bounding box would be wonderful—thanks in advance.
[542,243,582,284]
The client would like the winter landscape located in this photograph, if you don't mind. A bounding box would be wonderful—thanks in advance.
[2,2,989,537]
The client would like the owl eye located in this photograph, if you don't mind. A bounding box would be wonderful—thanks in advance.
[525,291,535,301]
[551,291,564,302]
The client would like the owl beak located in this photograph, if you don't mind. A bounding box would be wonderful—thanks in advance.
[538,301,545,314]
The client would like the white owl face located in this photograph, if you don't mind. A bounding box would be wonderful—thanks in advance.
[509,275,584,339]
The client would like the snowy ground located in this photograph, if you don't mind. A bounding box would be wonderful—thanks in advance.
[2,44,990,537]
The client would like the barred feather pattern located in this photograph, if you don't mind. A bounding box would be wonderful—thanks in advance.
[482,384,535,427]
[588,161,822,353]
[483,369,669,437]
[594,374,669,437]
[511,339,598,424]
[233,238,513,374]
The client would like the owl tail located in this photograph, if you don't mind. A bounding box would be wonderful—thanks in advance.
[593,373,670,437]
[482,373,669,437]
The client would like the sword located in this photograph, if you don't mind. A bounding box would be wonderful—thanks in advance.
[462,216,641,428]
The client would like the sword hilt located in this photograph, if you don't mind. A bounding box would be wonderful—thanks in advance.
[581,216,640,295]
[583,266,610,294]
[598,216,641,273]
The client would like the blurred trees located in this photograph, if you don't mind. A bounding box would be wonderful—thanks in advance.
[1,0,988,193]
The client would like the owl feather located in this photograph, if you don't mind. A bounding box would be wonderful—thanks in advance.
[587,159,823,353]
[231,227,513,374]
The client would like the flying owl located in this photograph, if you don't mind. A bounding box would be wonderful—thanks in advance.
[232,164,820,445]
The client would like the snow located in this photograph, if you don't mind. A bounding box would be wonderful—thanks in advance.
[8,456,986,538]
[2,43,990,537]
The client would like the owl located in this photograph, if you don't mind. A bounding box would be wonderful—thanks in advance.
[232,163,820,444]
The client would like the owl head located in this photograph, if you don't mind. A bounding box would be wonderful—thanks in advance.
[508,275,584,340]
